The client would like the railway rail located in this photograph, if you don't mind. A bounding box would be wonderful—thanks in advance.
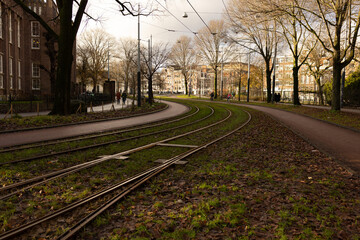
[0,101,251,239]
[0,106,203,166]
[0,104,195,154]
[0,106,213,199]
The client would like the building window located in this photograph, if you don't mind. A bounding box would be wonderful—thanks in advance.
[9,58,13,89]
[32,63,40,90]
[32,38,40,49]
[18,61,21,90]
[32,63,40,77]
[32,79,40,90]
[0,5,2,39]
[9,12,12,44]
[38,6,42,15]
[31,21,40,37]
[17,19,20,48]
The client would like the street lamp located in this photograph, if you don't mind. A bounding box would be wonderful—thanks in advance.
[137,4,142,107]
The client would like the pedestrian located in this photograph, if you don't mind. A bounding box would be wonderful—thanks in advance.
[121,92,127,105]
[227,93,231,102]
[210,92,214,101]
[116,91,121,104]
[275,93,280,103]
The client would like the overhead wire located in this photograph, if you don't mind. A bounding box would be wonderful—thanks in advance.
[186,0,215,35]
[153,0,199,37]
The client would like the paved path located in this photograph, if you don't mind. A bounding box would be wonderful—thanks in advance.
[280,102,360,114]
[239,104,360,174]
[0,101,188,148]
[0,100,134,118]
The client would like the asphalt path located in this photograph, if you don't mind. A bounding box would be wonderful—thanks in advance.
[239,104,360,174]
[0,100,188,148]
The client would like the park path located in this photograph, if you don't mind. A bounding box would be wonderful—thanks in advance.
[0,100,188,148]
[239,104,360,174]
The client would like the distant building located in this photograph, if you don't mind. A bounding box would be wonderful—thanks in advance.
[274,55,333,103]
[0,0,75,101]
[160,62,260,98]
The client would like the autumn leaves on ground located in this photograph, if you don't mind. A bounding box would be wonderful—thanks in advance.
[83,110,360,240]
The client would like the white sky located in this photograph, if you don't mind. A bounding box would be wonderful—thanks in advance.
[80,0,226,44]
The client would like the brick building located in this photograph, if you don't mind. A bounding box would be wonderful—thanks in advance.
[0,0,73,101]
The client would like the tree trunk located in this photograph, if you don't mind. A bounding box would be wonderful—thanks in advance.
[238,73,241,101]
[293,66,301,105]
[183,73,188,95]
[148,74,154,104]
[332,52,342,110]
[265,60,272,103]
[51,2,74,115]
[214,67,218,99]
[315,76,324,105]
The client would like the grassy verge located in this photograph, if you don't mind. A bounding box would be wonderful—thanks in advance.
[87,107,360,240]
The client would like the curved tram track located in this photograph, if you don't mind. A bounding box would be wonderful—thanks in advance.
[0,102,251,240]
[0,105,213,199]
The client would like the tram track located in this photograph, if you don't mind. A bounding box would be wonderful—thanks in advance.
[0,105,251,240]
[0,106,214,197]
[0,106,206,166]
[0,105,197,154]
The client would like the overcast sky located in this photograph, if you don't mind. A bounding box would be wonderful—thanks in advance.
[80,0,226,44]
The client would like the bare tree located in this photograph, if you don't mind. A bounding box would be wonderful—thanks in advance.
[263,0,360,110]
[195,20,232,99]
[78,29,116,93]
[305,43,332,105]
[118,38,138,94]
[141,42,170,104]
[170,36,197,95]
[274,2,317,105]
[153,71,167,93]
[225,0,277,102]
[76,45,90,93]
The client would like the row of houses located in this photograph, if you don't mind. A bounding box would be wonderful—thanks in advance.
[156,62,259,98]
[151,55,354,103]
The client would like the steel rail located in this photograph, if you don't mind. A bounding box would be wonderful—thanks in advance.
[0,105,197,154]
[0,108,251,240]
[59,110,252,240]
[0,106,215,198]
[0,106,206,166]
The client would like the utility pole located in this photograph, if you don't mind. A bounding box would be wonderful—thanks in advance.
[221,57,224,99]
[137,4,142,107]
[247,52,250,102]
[107,42,110,81]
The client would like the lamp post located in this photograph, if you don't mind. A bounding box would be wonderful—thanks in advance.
[137,4,141,107]
[247,52,250,102]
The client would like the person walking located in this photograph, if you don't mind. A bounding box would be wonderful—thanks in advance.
[116,91,121,104]
[121,92,127,105]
